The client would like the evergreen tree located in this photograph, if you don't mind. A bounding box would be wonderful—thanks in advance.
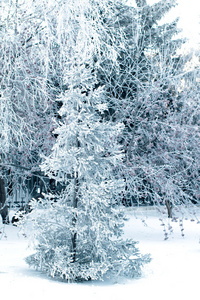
[100,0,200,214]
[24,0,150,281]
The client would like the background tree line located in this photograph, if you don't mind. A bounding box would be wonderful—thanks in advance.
[0,0,200,219]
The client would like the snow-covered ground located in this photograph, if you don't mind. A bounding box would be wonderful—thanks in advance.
[0,208,200,300]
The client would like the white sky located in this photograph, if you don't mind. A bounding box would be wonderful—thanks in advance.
[163,0,200,49]
[127,0,200,50]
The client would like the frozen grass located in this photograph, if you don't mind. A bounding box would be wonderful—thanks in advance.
[0,207,200,300]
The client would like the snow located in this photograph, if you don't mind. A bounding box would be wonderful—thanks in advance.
[1,208,200,300]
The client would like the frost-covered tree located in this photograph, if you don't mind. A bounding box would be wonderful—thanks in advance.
[0,0,61,205]
[23,0,150,281]
[99,0,200,220]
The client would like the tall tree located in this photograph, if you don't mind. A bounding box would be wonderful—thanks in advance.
[0,0,62,205]
[100,0,200,219]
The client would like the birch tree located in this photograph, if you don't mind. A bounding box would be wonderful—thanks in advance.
[0,0,59,208]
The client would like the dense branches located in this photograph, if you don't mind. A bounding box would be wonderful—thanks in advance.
[21,0,150,281]
[99,0,200,213]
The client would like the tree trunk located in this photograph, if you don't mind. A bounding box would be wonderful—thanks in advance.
[71,174,79,263]
[0,178,9,224]
[165,200,173,218]
[71,134,80,263]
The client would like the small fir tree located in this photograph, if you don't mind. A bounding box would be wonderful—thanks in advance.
[24,0,150,281]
